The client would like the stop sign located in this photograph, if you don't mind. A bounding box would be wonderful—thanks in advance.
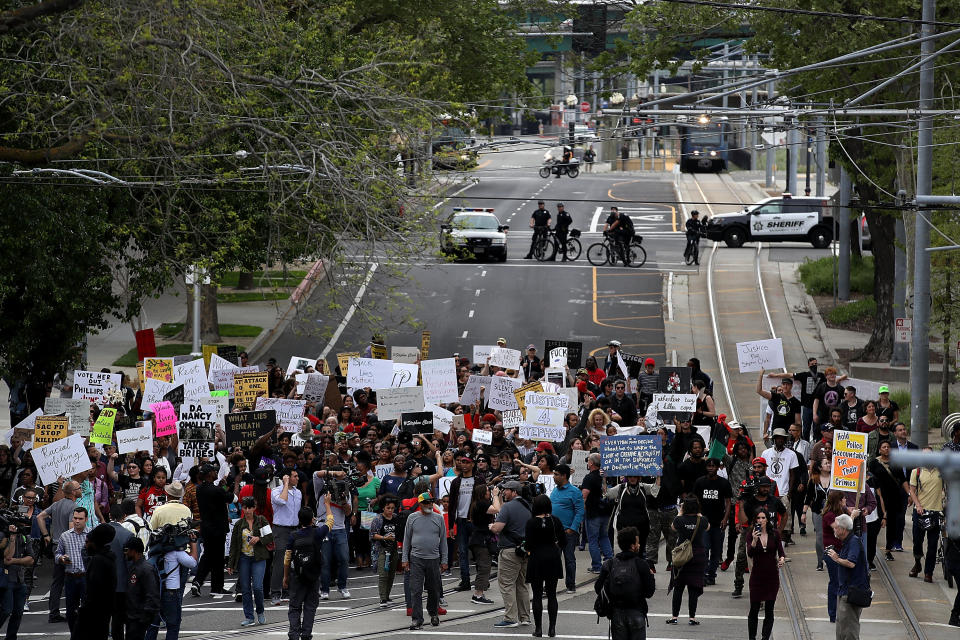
[580,101,590,112]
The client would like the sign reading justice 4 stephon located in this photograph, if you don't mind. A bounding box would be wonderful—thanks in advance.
[829,430,868,491]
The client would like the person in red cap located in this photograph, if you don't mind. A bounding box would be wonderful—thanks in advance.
[637,357,658,411]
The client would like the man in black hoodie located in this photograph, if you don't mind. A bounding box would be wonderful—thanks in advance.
[596,526,656,640]
[124,538,160,640]
[78,523,117,640]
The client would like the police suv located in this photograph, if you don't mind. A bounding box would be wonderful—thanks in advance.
[440,207,509,262]
[704,194,833,248]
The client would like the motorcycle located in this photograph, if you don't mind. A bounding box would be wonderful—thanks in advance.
[539,158,579,179]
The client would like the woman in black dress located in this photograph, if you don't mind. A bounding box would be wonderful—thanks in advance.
[746,511,785,640]
[668,497,708,625]
[525,494,566,637]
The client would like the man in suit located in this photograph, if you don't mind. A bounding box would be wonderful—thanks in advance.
[889,422,918,552]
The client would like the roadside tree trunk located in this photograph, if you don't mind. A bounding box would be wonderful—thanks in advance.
[857,203,896,362]
[236,271,255,290]
[178,284,221,344]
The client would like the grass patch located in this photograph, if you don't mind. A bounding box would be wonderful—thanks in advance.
[826,297,876,324]
[887,388,960,435]
[217,291,289,303]
[157,323,262,338]
[218,270,306,288]
[112,343,240,367]
[798,256,874,296]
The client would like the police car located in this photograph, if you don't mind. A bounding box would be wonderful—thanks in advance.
[704,194,833,248]
[440,208,509,261]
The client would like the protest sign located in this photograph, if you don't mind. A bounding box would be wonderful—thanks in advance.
[548,348,568,369]
[172,355,195,368]
[44,398,91,435]
[830,430,868,491]
[217,345,240,366]
[501,409,524,429]
[285,355,315,378]
[144,357,174,383]
[295,374,307,395]
[390,363,419,388]
[73,371,122,403]
[842,378,886,402]
[150,401,178,437]
[324,374,343,411]
[376,387,424,420]
[234,371,269,411]
[116,424,153,455]
[143,378,174,406]
[346,357,393,392]
[426,404,454,434]
[518,424,566,442]
[487,375,521,411]
[210,390,228,397]
[544,367,565,388]
[650,393,697,423]
[33,434,90,486]
[136,362,145,393]
[460,375,491,406]
[514,381,544,419]
[206,395,229,429]
[420,331,431,360]
[471,428,493,444]
[370,343,388,360]
[135,328,157,360]
[255,398,307,432]
[174,358,209,399]
[179,439,214,459]
[401,411,434,435]
[178,402,217,441]
[12,409,41,444]
[437,476,455,499]
[558,387,579,413]
[544,340,583,369]
[210,364,257,398]
[601,435,662,476]
[202,344,218,370]
[657,367,692,394]
[570,450,590,481]
[488,346,521,370]
[524,391,568,429]
[302,374,330,404]
[391,346,419,364]
[162,384,185,413]
[336,352,358,376]
[207,353,238,379]
[90,408,117,445]
[736,338,785,373]
[452,414,466,432]
[473,345,496,364]
[34,415,69,447]
[420,358,458,404]
[224,410,276,450]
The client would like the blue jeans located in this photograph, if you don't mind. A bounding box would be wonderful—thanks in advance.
[0,582,27,638]
[705,523,724,579]
[801,406,814,441]
[825,555,839,621]
[321,528,349,592]
[585,515,613,571]
[561,527,578,590]
[456,519,474,585]
[237,555,266,621]
[145,587,184,640]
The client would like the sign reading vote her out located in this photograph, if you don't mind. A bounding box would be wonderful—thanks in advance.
[601,435,663,476]
[736,338,785,373]
[829,430,868,492]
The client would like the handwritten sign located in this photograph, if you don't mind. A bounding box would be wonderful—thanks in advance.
[391,346,420,364]
[830,430,868,491]
[224,410,277,450]
[178,402,217,441]
[736,338,785,373]
[473,345,496,364]
[570,450,590,481]
[390,363,420,388]
[145,357,174,382]
[173,358,209,399]
[472,428,493,445]
[150,401,178,437]
[524,391,568,428]
[514,381,544,419]
[426,404,454,434]
[116,424,154,454]
[346,356,393,392]
[255,398,306,432]
[488,346,521,370]
[285,355,315,378]
[302,374,330,404]
[460,375,491,406]
[142,378,174,406]
[376,387,425,420]
[650,393,697,422]
[73,370,121,403]
[544,340,583,369]
[205,395,229,429]
[34,415,70,447]
[518,424,567,442]
[601,435,663,476]
[336,352,359,376]
[90,408,117,445]
[501,409,524,429]
[401,411,434,435]
[548,347,568,369]
[234,371,269,411]
[420,358,458,404]
[33,434,90,486]
[45,398,91,435]
[487,375,521,411]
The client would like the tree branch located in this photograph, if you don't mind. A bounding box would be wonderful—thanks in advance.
[0,0,83,34]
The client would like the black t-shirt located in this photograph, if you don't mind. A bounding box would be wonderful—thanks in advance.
[742,493,786,527]
[581,470,605,517]
[677,458,707,497]
[841,400,865,431]
[876,401,899,422]
[531,209,551,227]
[693,475,732,525]
[813,382,843,423]
[768,392,801,430]
[119,475,149,503]
[793,370,825,408]
[672,513,708,548]
[556,210,572,231]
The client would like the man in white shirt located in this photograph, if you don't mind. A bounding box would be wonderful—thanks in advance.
[761,428,799,543]
[270,471,302,605]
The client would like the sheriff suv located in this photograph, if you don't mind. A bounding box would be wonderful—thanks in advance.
[440,208,509,261]
[704,194,833,248]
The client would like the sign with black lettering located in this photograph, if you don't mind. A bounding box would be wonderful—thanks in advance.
[401,411,434,435]
[224,410,277,451]
[544,340,583,369]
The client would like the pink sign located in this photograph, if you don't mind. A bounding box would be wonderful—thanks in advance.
[150,401,178,437]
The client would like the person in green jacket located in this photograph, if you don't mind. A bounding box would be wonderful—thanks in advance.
[228,496,275,627]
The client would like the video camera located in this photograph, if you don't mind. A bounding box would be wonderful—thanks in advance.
[317,466,360,504]
[495,475,546,503]
[0,508,32,535]
[148,518,200,558]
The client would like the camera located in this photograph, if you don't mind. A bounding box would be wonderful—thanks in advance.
[0,508,31,534]
[738,476,759,499]
[495,476,546,503]
[824,545,835,555]
[148,519,199,558]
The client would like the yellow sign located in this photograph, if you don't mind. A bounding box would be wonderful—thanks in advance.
[337,352,359,376]
[136,361,145,393]
[370,343,387,360]
[420,331,431,361]
[829,430,868,491]
[34,415,70,447]
[514,381,544,419]
[202,345,218,371]
[144,357,174,383]
[233,371,269,411]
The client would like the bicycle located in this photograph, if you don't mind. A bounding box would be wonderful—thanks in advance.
[586,232,647,268]
[535,228,582,262]
[683,233,703,265]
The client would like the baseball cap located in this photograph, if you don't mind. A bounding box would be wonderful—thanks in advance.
[496,337,507,345]
[502,480,523,491]
[607,340,621,347]
[417,492,434,504]
[878,385,890,394]
[757,476,773,486]
[644,357,655,366]
[752,457,768,467]
[527,344,536,351]
[727,421,744,430]
[577,368,588,375]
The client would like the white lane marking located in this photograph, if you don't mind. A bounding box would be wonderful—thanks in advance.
[618,300,660,305]
[590,206,604,233]
[469,309,475,318]
[481,270,487,277]
[475,289,481,297]
[461,330,469,338]
[430,181,476,210]
[317,263,378,360]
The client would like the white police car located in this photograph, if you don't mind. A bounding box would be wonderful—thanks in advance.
[704,194,833,248]
[440,208,509,261]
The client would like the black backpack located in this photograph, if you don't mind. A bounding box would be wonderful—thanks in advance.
[290,529,323,583]
[608,555,645,607]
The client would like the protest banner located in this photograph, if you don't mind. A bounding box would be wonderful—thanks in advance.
[34,415,69,447]
[234,371,269,411]
[473,345,496,364]
[162,384,185,413]
[460,375,491,406]
[452,414,466,432]
[601,435,662,476]
[514,380,544,419]
[376,387,424,420]
[217,345,239,366]
[842,378,886,402]
[336,352,359,376]
[44,398,91,435]
[33,434,90,486]
[90,408,117,445]
[544,367,565,388]
[401,411,434,435]
[346,356,393,392]
[370,343,388,360]
[830,430,868,491]
[255,398,307,432]
[285,355,315,378]
[116,424,153,455]
[544,340,583,369]
[524,391,568,429]
[650,393,698,423]
[420,331,431,360]
[144,357,174,383]
[657,367,692,394]
[471,428,493,444]
[178,402,217,441]
[224,410,276,450]
[518,424,566,442]
[174,358,209,399]
[391,346,420,364]
[143,378,174,406]
[12,409,41,444]
[420,358,458,404]
[570,450,590,481]
[73,370,122,403]
[736,338,785,373]
[487,375,521,411]
[548,347,568,369]
[426,404,454,434]
[501,409,524,429]
[302,374,330,404]
[201,344,218,370]
[390,363,419,388]
[150,401,178,437]
[488,346,521,370]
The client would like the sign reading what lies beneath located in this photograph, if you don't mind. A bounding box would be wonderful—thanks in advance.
[224,410,276,451]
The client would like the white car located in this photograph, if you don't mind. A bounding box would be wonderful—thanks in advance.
[573,124,598,142]
[440,208,509,261]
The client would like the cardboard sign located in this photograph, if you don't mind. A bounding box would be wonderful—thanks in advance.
[150,401,179,437]
[346,356,393,392]
[44,398,91,435]
[524,391,568,429]
[336,352,359,376]
[254,398,306,432]
[570,450,590,481]
[116,424,153,455]
[144,357,174,383]
[376,387,425,420]
[302,374,330,404]
[518,424,566,442]
[426,404,454,434]
[471,428,493,444]
[90,408,117,445]
[420,331,431,361]
[234,371,269,411]
[143,378,175,406]
[548,347,568,369]
[174,358,209,399]
[73,371,122,403]
[473,345,496,364]
[657,367,692,394]
[460,375,491,406]
[178,402,217,441]
[736,338,785,373]
[488,346,521,370]
[601,435,663,476]
[286,356,316,378]
[501,409,524,429]
[390,363,420,388]
[650,393,697,423]
[370,343,388,360]
[391,346,420,364]
[324,374,343,411]
[487,375,522,411]
[34,415,70,447]
[224,410,277,450]
[12,409,42,444]
[514,381,544,419]
[202,344,218,370]
[830,430,868,491]
[544,340,583,369]
[420,358,458,404]
[33,434,90,486]
[401,411,434,434]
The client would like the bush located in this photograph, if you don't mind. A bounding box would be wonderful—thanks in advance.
[798,256,874,296]
[826,297,875,324]
[887,389,960,436]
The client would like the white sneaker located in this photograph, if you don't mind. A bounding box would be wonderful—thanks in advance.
[320,591,329,600]
[339,589,352,599]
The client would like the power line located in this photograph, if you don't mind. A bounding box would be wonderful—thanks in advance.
[654,0,960,27]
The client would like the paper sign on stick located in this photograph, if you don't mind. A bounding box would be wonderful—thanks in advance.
[472,429,493,445]
[601,435,663,476]
[736,338,785,373]
[234,371,269,411]
[390,363,419,388]
[73,371,122,403]
[829,430,868,491]
[116,424,153,454]
[255,398,306,432]
[391,346,420,364]
[420,358,458,404]
[150,401,179,437]
[144,357,174,382]
[33,434,90,486]
[34,415,70,447]
[346,357,393,392]
[90,408,117,445]
[488,346,521,370]
[376,387,424,420]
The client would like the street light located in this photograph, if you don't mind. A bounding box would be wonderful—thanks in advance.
[805,131,813,195]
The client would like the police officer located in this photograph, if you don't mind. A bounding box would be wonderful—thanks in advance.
[525,201,551,259]
[554,203,573,262]
[684,210,705,265]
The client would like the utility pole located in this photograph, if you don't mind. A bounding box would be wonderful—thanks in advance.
[892,213,910,366]
[911,0,936,448]
[751,61,759,171]
[815,115,826,196]
[838,168,851,301]
[786,122,798,195]
[766,79,775,188]
[722,43,729,109]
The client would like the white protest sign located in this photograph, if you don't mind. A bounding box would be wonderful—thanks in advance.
[391,347,420,364]
[524,392,569,429]
[543,367,566,388]
[286,355,315,378]
[487,375,522,411]
[549,347,568,368]
[174,358,209,399]
[518,424,567,442]
[10,409,42,448]
[645,403,662,430]
[488,346,521,370]
[375,465,393,480]
[472,428,493,445]
[302,374,330,403]
[295,374,307,395]
[541,381,561,393]
[116,425,154,454]
[559,388,579,413]
[390,363,420,388]
[473,345,496,364]
[73,371,121,403]
[570,449,590,481]
[206,395,229,429]
[33,433,90,486]
[650,393,697,413]
[843,378,886,402]
[501,409,524,429]
[426,404,454,434]
[460,375,491,406]
[207,353,239,381]
[437,475,455,499]
[44,398,90,433]
[420,358,459,404]
[143,378,175,406]
[375,387,425,420]
[736,338,785,373]
[255,398,307,432]
[347,357,394,392]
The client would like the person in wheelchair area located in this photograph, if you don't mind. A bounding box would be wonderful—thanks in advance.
[604,207,635,258]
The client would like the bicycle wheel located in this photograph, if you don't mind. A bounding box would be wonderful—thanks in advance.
[538,166,551,179]
[587,242,610,266]
[532,236,546,261]
[565,238,582,261]
[626,242,647,268]
[536,236,557,262]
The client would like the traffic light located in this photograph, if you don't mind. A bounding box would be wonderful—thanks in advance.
[568,121,575,141]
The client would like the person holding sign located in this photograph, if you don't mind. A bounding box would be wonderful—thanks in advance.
[756,371,800,445]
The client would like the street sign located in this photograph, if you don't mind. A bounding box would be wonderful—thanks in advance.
[895,317,912,343]
[580,101,590,113]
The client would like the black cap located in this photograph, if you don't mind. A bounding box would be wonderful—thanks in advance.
[757,476,773,486]
[123,537,145,553]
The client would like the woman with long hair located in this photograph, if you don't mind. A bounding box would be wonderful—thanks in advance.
[822,489,849,623]
[856,400,880,433]
[746,511,786,640]
[803,460,829,570]
[525,494,566,637]
[667,497,708,626]
[586,408,610,439]
[468,483,497,605]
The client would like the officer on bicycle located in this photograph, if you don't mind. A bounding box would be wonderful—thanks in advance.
[684,210,705,265]
[525,201,552,259]
[554,203,573,262]
[604,206,634,259]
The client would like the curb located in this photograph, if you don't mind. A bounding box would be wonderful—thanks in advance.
[246,259,328,362]
[795,270,846,373]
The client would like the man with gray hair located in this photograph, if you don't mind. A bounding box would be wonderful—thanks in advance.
[581,453,613,572]
[827,513,870,640]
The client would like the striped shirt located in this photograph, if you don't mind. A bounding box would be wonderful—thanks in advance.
[55,529,88,575]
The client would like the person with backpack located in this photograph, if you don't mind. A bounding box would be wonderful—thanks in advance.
[524,494,566,637]
[595,526,656,640]
[283,506,329,640]
[666,497,707,626]
[370,495,401,607]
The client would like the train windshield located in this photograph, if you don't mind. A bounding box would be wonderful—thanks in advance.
[685,127,724,146]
